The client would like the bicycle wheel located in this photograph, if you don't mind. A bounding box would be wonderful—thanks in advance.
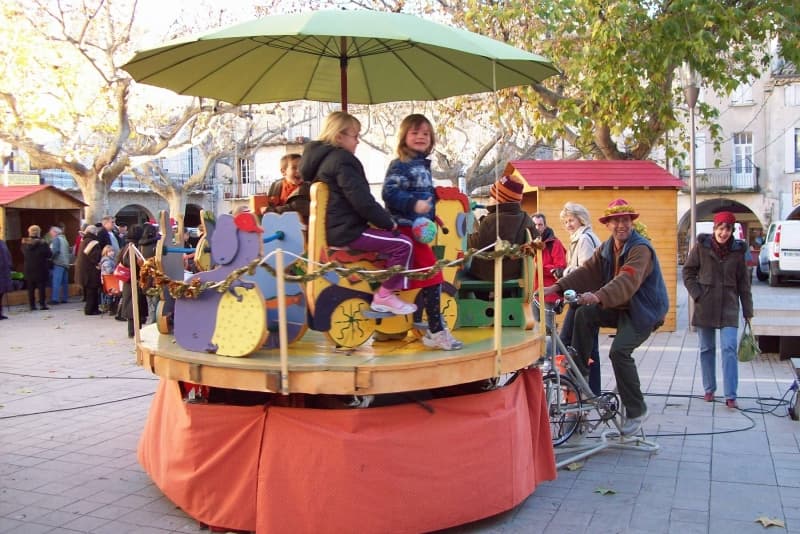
[543,372,582,446]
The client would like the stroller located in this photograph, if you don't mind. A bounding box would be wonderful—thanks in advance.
[100,273,124,316]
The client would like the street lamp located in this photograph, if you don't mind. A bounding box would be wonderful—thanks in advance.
[680,62,701,328]
[680,62,701,252]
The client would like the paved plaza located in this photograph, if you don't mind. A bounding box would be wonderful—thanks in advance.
[1,279,799,533]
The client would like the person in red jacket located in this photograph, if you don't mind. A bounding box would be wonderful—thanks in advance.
[532,212,567,305]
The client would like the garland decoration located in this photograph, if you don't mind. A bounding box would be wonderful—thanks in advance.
[138,239,545,300]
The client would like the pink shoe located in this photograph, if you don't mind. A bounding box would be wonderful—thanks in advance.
[370,291,417,315]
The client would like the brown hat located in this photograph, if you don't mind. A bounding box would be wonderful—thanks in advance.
[490,176,524,203]
[598,198,640,224]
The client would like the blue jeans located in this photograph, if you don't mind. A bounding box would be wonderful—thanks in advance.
[698,326,739,400]
[50,265,69,303]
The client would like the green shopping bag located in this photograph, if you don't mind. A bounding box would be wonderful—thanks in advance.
[737,320,760,363]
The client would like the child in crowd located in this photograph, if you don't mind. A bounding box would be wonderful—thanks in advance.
[383,114,463,351]
[98,245,117,313]
[300,111,416,316]
[266,153,311,225]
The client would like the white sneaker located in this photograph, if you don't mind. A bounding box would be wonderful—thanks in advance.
[422,328,464,351]
[621,406,649,436]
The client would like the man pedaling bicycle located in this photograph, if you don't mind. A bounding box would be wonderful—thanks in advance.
[543,199,669,436]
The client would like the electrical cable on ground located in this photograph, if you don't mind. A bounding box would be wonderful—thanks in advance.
[0,392,155,420]
[0,370,158,380]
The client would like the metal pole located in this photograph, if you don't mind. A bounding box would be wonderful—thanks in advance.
[687,103,697,328]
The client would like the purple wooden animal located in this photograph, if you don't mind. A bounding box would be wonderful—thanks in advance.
[174,212,267,356]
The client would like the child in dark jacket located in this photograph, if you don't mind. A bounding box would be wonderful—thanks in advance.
[382,114,463,351]
[300,111,416,316]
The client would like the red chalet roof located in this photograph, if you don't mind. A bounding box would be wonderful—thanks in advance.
[0,185,87,207]
[507,160,685,190]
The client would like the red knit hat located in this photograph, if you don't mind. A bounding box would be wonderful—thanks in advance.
[713,211,736,226]
[490,176,524,203]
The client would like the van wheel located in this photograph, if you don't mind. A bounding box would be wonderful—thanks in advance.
[768,264,781,287]
[755,263,768,282]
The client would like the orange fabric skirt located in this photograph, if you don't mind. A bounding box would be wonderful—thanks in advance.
[138,369,556,533]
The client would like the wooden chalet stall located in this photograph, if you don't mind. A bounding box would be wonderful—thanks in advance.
[0,185,86,303]
[506,160,684,332]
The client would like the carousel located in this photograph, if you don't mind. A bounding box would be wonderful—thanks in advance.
[131,187,554,533]
[121,9,560,534]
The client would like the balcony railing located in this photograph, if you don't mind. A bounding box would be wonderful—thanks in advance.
[679,165,760,193]
[222,182,271,199]
[38,170,214,193]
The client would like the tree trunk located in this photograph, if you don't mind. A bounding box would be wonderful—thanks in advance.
[167,190,187,246]
[78,173,109,224]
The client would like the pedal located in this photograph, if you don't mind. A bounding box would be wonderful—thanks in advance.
[362,310,397,319]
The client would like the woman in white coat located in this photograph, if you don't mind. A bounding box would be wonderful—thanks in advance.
[559,202,602,394]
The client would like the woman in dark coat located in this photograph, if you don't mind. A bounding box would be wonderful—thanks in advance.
[0,239,12,319]
[683,211,754,409]
[21,225,52,311]
[118,225,148,337]
[76,225,102,315]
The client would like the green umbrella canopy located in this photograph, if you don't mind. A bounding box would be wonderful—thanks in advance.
[122,9,558,107]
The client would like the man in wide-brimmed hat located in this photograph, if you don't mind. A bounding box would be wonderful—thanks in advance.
[544,198,669,436]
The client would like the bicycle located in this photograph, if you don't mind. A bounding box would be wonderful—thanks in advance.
[532,292,659,466]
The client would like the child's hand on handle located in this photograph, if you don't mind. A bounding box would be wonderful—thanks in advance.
[414,198,433,214]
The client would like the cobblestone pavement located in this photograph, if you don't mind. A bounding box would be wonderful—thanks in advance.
[1,278,799,533]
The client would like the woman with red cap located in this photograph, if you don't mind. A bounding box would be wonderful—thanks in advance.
[683,211,754,409]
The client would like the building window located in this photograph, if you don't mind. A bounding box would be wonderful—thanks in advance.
[795,128,800,171]
[731,81,753,105]
[732,132,754,188]
[786,84,800,107]
[239,158,254,183]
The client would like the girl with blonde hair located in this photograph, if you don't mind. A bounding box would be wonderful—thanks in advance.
[299,111,416,316]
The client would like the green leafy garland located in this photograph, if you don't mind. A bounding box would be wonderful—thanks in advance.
[139,240,543,300]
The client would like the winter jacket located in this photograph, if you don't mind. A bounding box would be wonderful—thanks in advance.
[467,203,537,281]
[300,140,394,247]
[565,225,601,276]
[383,154,436,225]
[0,239,12,294]
[556,231,669,332]
[21,237,52,284]
[97,227,121,255]
[50,232,71,267]
[76,235,102,288]
[534,227,568,303]
[683,233,753,328]
[267,179,311,223]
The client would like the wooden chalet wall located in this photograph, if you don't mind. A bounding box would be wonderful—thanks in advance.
[507,160,685,332]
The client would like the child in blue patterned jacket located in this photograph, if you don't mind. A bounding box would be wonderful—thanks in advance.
[382,114,463,351]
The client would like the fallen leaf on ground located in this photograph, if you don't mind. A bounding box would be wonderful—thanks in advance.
[16,388,33,394]
[594,487,616,495]
[565,462,584,471]
[754,516,785,528]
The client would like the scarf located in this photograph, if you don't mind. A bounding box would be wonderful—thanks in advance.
[711,236,732,260]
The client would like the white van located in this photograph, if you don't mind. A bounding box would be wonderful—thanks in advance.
[757,220,800,286]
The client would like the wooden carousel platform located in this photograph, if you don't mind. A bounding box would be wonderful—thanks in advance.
[135,323,545,395]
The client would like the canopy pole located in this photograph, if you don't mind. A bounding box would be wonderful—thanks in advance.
[340,37,348,113]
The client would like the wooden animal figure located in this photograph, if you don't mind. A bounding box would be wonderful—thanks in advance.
[174,212,268,357]
[243,211,308,348]
[192,210,215,272]
[155,211,186,334]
